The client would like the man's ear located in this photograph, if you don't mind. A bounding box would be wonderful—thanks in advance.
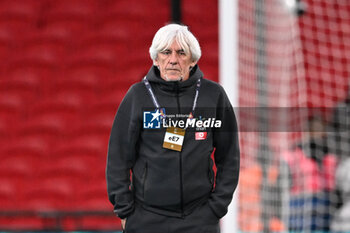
[154,60,159,67]
[190,61,197,68]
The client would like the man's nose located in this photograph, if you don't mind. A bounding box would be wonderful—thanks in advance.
[169,52,178,64]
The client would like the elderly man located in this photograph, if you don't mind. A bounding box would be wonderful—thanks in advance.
[106,23,240,233]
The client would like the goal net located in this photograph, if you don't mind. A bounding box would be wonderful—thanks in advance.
[237,0,350,232]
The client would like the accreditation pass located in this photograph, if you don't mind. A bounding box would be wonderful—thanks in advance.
[163,127,185,152]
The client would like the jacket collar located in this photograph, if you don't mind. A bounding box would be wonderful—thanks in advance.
[145,65,203,93]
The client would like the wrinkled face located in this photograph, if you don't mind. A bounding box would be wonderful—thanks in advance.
[154,41,197,81]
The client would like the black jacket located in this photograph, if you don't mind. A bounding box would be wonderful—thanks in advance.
[106,65,240,219]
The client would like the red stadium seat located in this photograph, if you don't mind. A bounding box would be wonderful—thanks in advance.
[38,156,91,186]
[62,65,115,94]
[86,90,125,119]
[0,0,42,17]
[42,0,98,37]
[182,0,218,25]
[5,60,58,93]
[50,68,100,101]
[0,93,25,127]
[70,114,113,142]
[21,177,73,212]
[9,43,61,72]
[0,28,13,65]
[0,179,17,210]
[16,116,67,146]
[0,138,49,182]
[27,93,85,123]
[44,0,98,17]
[17,31,69,70]
[101,0,168,33]
[0,0,41,33]
[101,68,145,94]
[53,135,107,162]
[0,216,44,231]
[0,136,48,160]
[0,118,12,140]
[76,30,129,50]
[98,20,158,47]
[74,179,109,211]
[0,158,33,176]
[40,20,86,44]
[67,45,118,72]
[0,71,42,103]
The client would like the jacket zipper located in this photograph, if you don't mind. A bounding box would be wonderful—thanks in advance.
[175,82,185,218]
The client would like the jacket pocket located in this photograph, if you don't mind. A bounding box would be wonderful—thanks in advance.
[132,159,147,200]
[143,155,181,207]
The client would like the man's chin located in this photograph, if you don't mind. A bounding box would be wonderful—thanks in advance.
[164,75,182,82]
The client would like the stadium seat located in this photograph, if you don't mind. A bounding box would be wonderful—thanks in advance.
[0,0,42,16]
[27,93,85,124]
[0,216,44,231]
[101,0,168,29]
[53,135,107,162]
[50,72,99,103]
[76,29,129,49]
[21,177,73,212]
[40,19,86,45]
[44,0,98,17]
[182,0,218,25]
[0,179,17,210]
[66,44,119,73]
[18,31,68,70]
[0,138,49,184]
[0,158,34,191]
[37,156,91,187]
[0,71,42,103]
[70,114,113,141]
[102,68,146,94]
[9,42,61,71]
[86,90,125,119]
[63,65,116,94]
[16,116,67,146]
[98,19,162,49]
[0,28,12,65]
[0,93,25,124]
[42,0,98,37]
[0,0,41,33]
[0,118,11,140]
[0,136,48,159]
[74,179,109,211]
[6,66,57,97]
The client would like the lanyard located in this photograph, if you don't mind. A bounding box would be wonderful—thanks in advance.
[143,77,201,116]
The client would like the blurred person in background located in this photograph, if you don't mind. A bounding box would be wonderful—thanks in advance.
[281,116,338,231]
[331,157,350,232]
[106,24,240,233]
[331,86,350,161]
[330,87,350,231]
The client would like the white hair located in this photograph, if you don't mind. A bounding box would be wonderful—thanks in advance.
[149,24,201,62]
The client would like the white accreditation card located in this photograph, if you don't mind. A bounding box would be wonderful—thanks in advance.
[163,127,185,152]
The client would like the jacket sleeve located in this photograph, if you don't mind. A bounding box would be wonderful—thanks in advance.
[106,86,141,219]
[209,86,240,219]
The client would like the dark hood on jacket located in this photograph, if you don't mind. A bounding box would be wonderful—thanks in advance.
[145,65,203,92]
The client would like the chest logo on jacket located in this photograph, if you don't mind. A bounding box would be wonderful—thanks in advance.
[143,109,165,129]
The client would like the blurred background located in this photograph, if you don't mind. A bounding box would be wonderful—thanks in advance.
[0,0,218,231]
[0,0,349,232]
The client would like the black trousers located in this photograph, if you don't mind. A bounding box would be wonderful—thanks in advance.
[124,202,220,233]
